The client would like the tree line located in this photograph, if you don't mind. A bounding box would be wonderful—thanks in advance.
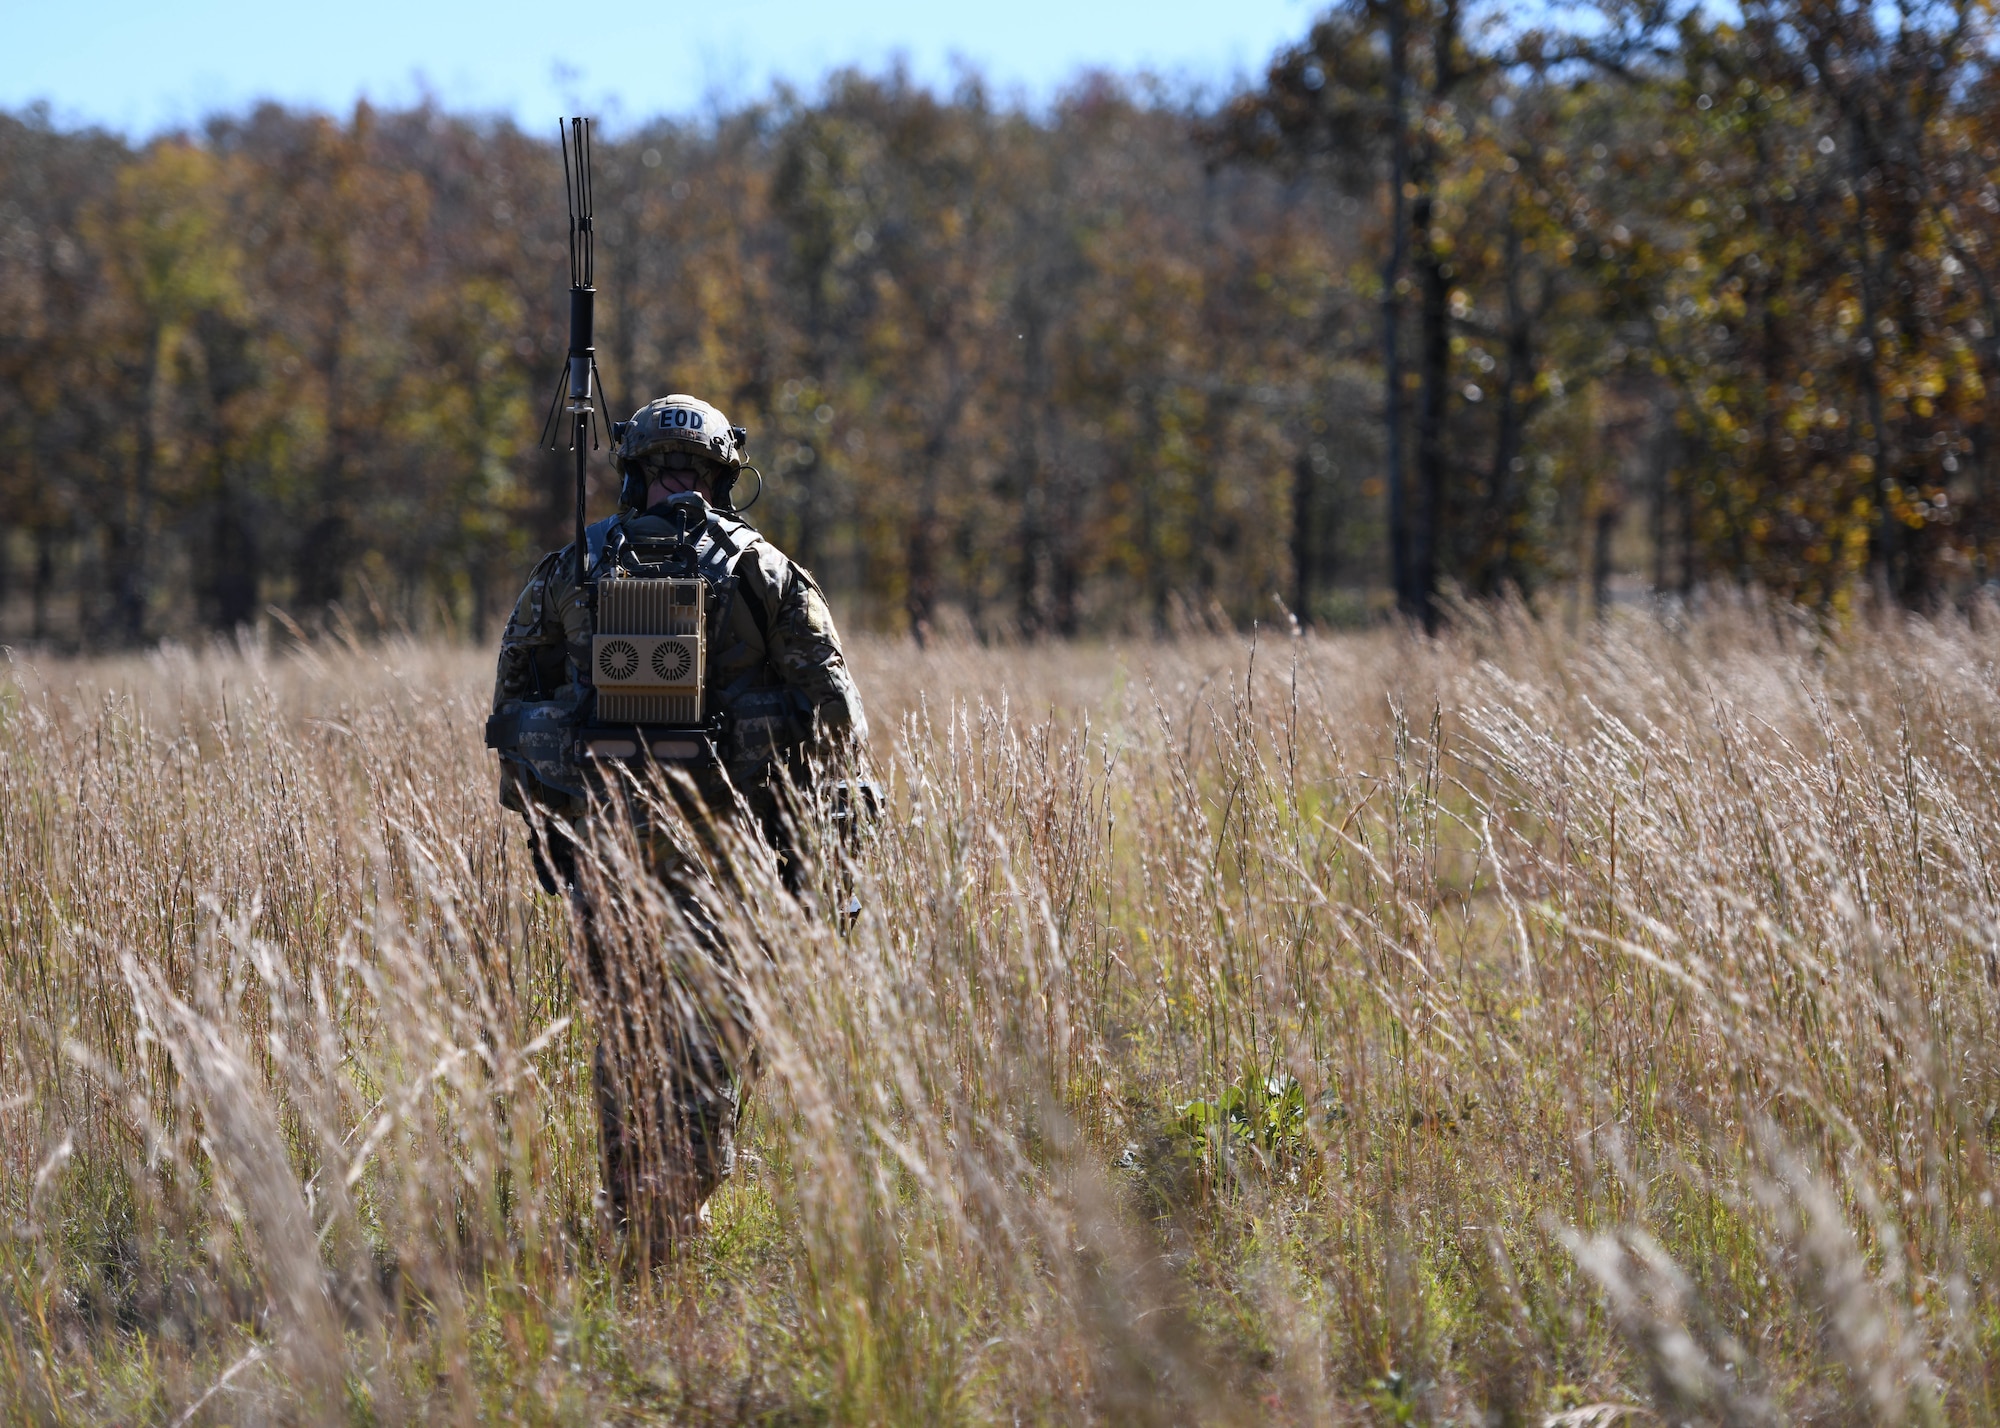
[3,0,1998,645]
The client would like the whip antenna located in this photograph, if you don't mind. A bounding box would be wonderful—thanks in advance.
[540,116,616,583]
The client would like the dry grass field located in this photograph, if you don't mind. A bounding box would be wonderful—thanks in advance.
[3,599,1999,1425]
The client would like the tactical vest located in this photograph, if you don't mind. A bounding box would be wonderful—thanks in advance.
[584,506,776,700]
[488,506,813,808]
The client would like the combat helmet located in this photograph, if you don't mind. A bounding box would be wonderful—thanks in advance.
[611,394,749,511]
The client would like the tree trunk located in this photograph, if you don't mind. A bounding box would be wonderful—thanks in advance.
[299,292,351,609]
[1482,223,1533,593]
[1135,385,1167,631]
[1291,442,1316,625]
[1013,287,1053,636]
[1412,203,1450,633]
[1592,501,1616,617]
[1843,112,1901,602]
[210,494,259,630]
[32,523,53,645]
[1382,0,1413,622]
[906,358,970,641]
[114,332,165,644]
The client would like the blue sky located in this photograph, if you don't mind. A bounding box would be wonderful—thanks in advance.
[5,0,1322,136]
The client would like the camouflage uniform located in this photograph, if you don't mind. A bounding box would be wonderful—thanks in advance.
[493,503,868,814]
[491,499,866,1242]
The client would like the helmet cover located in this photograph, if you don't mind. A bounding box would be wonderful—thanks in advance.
[614,394,745,474]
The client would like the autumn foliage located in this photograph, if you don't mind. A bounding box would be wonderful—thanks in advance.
[4,1,2000,643]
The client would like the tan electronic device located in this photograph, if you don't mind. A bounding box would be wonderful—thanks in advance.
[590,577,705,725]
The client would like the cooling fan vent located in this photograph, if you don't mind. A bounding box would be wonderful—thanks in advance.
[598,639,640,682]
[651,642,692,681]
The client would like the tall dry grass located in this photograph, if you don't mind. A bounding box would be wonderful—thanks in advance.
[2,598,1997,1424]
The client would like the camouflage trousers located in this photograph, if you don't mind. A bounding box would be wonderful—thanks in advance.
[553,820,756,1255]
[529,762,808,1254]
[578,894,744,1247]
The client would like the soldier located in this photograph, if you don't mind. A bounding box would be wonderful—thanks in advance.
[488,392,868,1253]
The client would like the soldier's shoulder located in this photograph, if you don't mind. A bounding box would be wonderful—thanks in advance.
[707,508,762,549]
[515,545,572,599]
[726,522,810,592]
[703,512,770,569]
[506,546,567,602]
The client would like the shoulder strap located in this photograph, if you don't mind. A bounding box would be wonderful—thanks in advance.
[516,548,566,635]
[583,515,620,575]
[698,514,753,584]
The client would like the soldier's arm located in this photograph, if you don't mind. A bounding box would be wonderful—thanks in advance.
[492,551,574,711]
[741,545,870,752]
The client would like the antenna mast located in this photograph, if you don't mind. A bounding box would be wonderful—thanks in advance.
[540,116,615,584]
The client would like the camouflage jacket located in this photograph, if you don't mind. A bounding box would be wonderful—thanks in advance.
[492,506,867,819]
